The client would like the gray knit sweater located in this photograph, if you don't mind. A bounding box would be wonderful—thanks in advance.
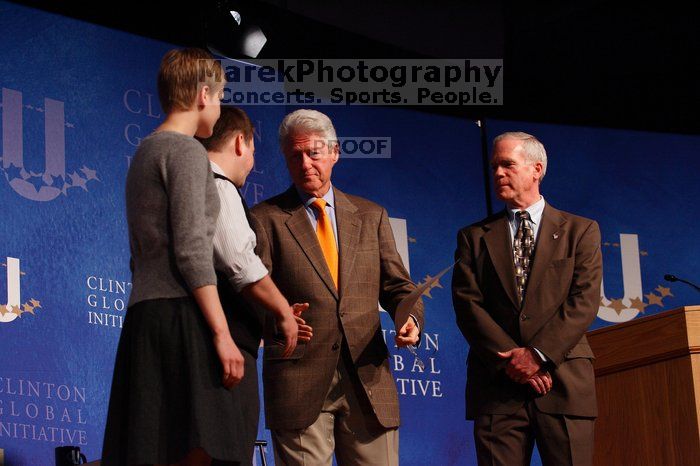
[125,131,220,306]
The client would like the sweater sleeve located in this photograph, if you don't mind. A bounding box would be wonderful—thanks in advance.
[162,138,218,290]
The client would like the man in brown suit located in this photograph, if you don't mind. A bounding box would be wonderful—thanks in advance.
[452,132,602,466]
[251,109,424,466]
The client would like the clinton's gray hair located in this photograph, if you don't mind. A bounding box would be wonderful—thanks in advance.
[279,109,339,151]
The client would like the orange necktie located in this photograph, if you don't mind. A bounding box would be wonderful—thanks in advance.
[311,199,339,288]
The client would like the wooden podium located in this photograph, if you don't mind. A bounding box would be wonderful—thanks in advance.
[587,306,700,466]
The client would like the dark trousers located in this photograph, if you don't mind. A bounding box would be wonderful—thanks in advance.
[474,402,595,466]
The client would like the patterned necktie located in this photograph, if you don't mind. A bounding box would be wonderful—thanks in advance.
[311,199,339,288]
[514,210,535,303]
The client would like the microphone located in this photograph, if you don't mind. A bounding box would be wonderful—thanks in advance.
[664,274,700,293]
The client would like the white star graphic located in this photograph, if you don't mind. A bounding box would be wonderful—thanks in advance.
[80,166,99,181]
[69,171,88,191]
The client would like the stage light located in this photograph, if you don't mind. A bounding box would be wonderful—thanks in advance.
[205,2,267,58]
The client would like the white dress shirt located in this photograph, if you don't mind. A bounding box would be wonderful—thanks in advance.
[506,195,546,243]
[210,161,268,292]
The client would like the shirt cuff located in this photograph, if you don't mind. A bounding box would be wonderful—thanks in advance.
[409,314,420,331]
[228,258,269,293]
[531,347,548,364]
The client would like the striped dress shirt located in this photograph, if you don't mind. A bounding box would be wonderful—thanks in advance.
[210,161,268,292]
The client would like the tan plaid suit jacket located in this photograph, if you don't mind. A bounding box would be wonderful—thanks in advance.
[251,186,424,431]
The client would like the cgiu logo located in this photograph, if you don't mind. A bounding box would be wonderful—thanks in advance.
[1,88,99,201]
[1,257,42,324]
[597,233,673,323]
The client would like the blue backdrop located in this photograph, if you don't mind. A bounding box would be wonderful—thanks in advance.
[2,2,699,465]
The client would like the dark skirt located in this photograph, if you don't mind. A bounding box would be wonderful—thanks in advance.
[101,297,260,466]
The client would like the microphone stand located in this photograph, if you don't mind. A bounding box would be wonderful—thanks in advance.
[664,274,700,293]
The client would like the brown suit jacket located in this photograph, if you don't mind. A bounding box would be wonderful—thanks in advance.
[451,203,602,419]
[251,186,424,430]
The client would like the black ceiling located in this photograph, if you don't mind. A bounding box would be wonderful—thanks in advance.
[10,0,699,135]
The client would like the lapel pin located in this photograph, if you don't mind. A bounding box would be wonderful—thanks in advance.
[552,233,559,239]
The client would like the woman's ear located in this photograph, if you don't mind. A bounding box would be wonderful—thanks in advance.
[197,85,210,108]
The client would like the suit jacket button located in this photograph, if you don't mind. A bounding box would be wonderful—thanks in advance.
[332,343,340,351]
[520,314,529,321]
[367,389,372,397]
